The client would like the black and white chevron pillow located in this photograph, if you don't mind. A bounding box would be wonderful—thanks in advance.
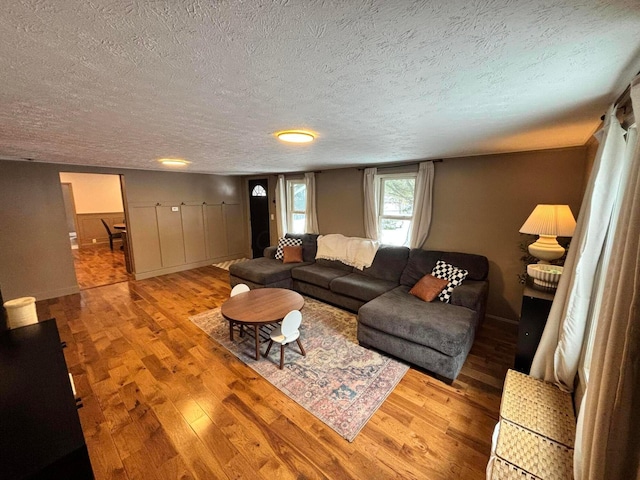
[431,260,468,303]
[275,237,302,260]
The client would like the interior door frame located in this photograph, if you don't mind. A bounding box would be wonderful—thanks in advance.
[60,182,79,238]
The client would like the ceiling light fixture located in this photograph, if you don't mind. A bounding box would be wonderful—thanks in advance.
[276,130,315,143]
[158,158,189,166]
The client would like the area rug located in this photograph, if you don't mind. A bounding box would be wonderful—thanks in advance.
[189,296,408,441]
[212,258,250,271]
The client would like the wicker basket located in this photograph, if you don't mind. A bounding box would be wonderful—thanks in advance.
[491,457,540,480]
[500,370,576,448]
[490,370,575,480]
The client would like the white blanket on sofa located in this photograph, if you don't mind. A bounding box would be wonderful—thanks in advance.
[316,234,380,270]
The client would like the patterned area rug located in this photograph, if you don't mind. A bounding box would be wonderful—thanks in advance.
[189,296,408,441]
[212,258,250,271]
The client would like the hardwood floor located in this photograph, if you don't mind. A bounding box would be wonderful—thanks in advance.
[35,266,517,480]
[72,243,131,290]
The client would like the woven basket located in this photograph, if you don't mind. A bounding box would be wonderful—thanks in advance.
[496,420,573,480]
[503,370,574,411]
[491,457,540,480]
[500,370,576,447]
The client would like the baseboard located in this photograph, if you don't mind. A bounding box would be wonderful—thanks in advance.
[485,313,518,325]
[133,259,216,280]
[33,285,81,301]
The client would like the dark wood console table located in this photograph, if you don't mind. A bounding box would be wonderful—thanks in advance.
[514,283,555,374]
[0,319,94,479]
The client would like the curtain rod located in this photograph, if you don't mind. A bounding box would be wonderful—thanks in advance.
[601,70,638,120]
[356,159,443,171]
[275,170,322,176]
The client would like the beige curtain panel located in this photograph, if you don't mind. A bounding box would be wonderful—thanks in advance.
[576,77,640,480]
[530,105,629,390]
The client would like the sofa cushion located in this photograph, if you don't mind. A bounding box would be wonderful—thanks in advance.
[283,245,303,263]
[401,249,489,287]
[360,245,410,283]
[409,274,449,302]
[449,280,489,313]
[431,260,469,303]
[358,286,477,357]
[275,237,302,260]
[329,273,397,302]
[291,263,350,289]
[315,258,354,271]
[285,233,320,263]
[229,257,310,285]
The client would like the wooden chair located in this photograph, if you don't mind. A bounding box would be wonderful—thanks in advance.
[265,310,306,369]
[100,219,122,251]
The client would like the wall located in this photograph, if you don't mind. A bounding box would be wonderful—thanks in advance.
[317,168,366,237]
[314,147,587,321]
[58,172,123,213]
[122,169,247,278]
[0,161,79,300]
[0,160,247,300]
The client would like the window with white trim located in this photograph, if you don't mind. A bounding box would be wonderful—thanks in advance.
[377,174,416,246]
[287,179,306,234]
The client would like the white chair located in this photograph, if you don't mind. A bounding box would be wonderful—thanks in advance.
[230,283,250,297]
[265,310,306,369]
[230,283,250,336]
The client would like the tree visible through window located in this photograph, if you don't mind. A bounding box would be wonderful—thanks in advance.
[378,175,416,246]
[287,179,306,233]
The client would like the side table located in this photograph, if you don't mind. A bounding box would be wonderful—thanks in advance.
[514,283,555,373]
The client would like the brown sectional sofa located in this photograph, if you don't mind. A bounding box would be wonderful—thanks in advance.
[229,233,489,381]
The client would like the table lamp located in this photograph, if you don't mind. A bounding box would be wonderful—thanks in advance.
[519,204,576,288]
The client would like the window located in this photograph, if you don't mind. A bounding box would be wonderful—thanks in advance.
[287,179,306,234]
[251,185,267,197]
[378,174,416,246]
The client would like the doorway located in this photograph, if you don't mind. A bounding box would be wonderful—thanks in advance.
[59,172,131,289]
[248,178,271,258]
[60,182,79,249]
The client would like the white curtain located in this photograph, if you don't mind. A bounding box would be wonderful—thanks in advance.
[304,172,319,234]
[363,167,378,240]
[408,161,435,248]
[275,174,287,237]
[530,105,629,390]
[575,77,640,480]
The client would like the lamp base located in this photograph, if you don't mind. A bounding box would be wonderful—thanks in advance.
[528,235,565,263]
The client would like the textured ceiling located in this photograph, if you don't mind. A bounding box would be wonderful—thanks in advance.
[1,0,639,175]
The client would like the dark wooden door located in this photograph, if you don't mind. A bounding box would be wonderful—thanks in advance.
[248,179,270,258]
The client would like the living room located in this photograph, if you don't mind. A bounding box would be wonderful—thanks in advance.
[1,2,639,480]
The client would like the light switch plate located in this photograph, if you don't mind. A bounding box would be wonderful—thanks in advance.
[172,206,179,212]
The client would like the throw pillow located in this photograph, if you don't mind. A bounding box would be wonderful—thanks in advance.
[283,245,303,264]
[275,237,302,260]
[409,274,450,302]
[431,260,469,303]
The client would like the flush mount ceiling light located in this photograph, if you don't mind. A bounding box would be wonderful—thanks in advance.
[276,130,315,143]
[158,158,189,166]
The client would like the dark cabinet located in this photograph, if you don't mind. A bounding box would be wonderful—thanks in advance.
[0,319,93,479]
[515,285,554,374]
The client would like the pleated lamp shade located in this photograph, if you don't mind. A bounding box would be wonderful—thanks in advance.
[519,205,576,237]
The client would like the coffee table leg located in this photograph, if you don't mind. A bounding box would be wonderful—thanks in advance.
[254,325,260,360]
[229,321,234,341]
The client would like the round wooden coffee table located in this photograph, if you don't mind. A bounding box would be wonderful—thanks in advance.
[221,288,304,360]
